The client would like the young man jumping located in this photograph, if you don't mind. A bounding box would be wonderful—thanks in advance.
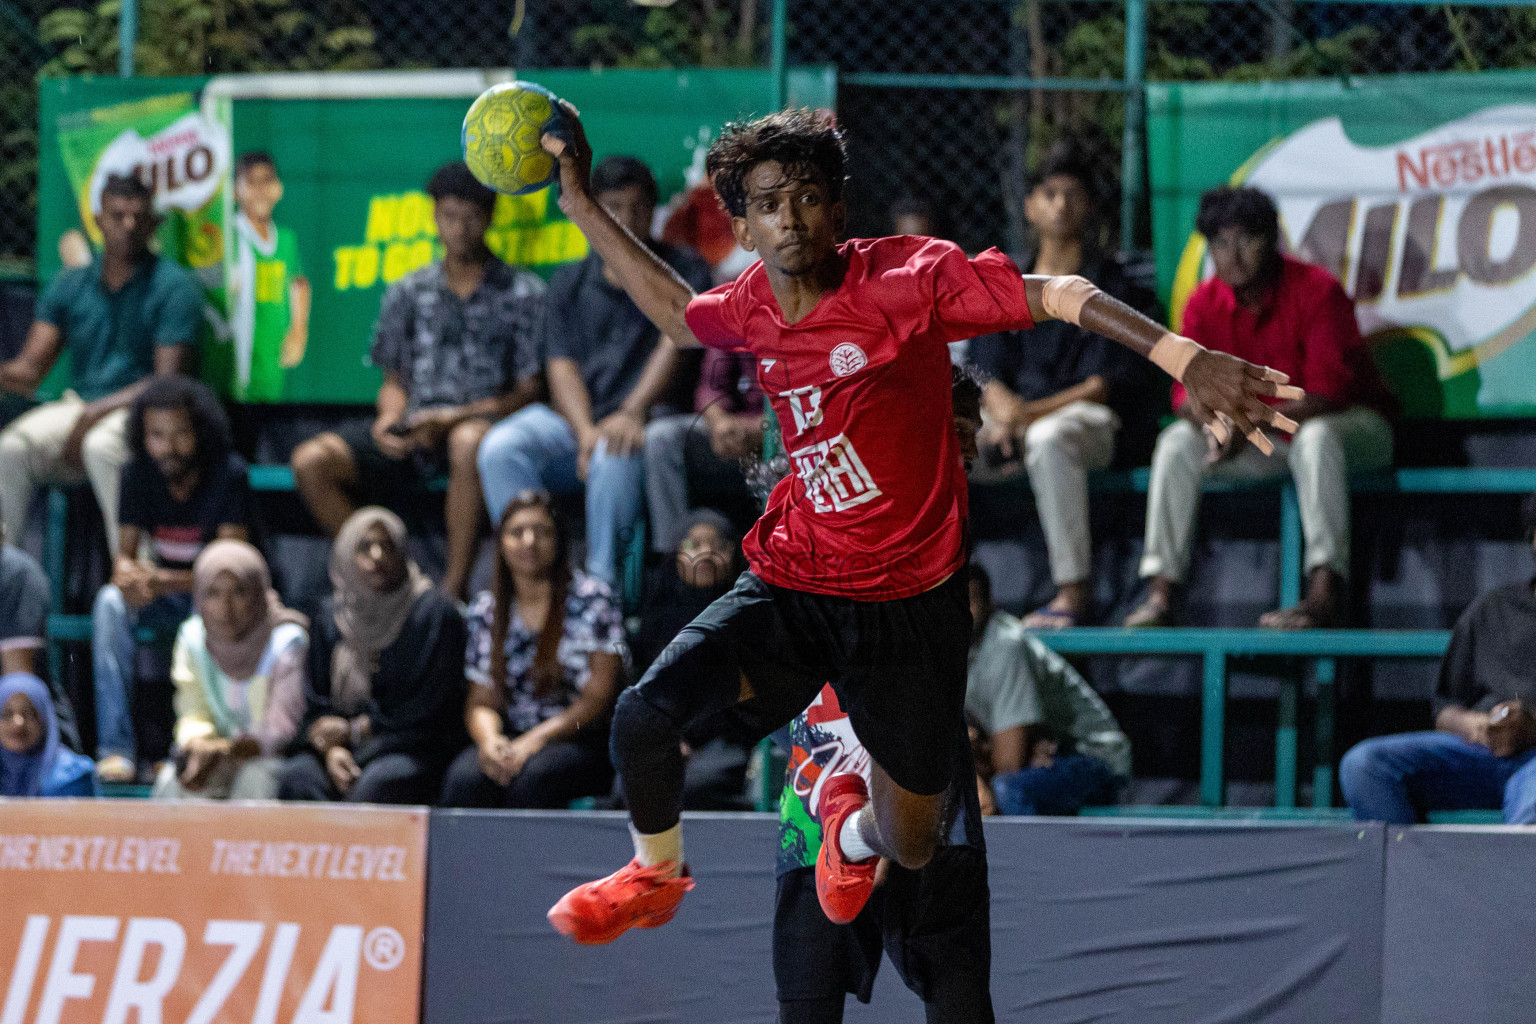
[541,107,1303,943]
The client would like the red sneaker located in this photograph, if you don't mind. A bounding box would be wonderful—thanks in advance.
[547,858,695,945]
[815,773,878,924]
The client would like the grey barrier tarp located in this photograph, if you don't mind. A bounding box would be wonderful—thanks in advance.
[423,812,1387,1024]
[1382,825,1536,1024]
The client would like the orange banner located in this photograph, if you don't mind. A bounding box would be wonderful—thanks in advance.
[0,799,426,1024]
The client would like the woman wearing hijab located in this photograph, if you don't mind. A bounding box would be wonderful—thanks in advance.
[440,490,627,808]
[279,507,468,804]
[153,540,308,800]
[1,673,97,797]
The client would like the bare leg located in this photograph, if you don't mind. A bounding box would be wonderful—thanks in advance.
[443,418,491,602]
[858,759,946,871]
[291,433,359,536]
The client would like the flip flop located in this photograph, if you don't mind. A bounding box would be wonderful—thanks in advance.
[1022,605,1079,630]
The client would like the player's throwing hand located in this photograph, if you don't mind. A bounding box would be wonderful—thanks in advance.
[1180,347,1304,456]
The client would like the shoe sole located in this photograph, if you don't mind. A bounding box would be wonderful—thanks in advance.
[547,895,685,945]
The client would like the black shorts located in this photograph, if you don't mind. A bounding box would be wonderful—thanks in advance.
[332,419,444,502]
[636,570,972,796]
[773,847,992,1017]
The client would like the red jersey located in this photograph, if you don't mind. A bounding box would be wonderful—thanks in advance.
[684,236,1033,600]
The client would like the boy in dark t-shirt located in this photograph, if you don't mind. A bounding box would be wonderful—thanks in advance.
[541,106,1302,947]
[92,377,249,781]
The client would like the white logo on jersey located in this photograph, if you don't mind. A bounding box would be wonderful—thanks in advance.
[791,433,882,512]
[779,384,823,435]
[829,343,867,377]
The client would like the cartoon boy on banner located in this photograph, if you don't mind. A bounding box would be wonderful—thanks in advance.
[226,152,311,402]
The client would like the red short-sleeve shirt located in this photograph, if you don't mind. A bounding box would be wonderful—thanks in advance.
[684,235,1033,600]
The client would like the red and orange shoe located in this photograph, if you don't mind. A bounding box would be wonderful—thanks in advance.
[547,858,695,945]
[815,773,878,925]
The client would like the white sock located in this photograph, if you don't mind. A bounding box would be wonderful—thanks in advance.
[838,809,877,862]
[630,823,683,875]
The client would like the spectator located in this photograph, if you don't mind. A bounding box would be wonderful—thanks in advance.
[93,376,249,783]
[279,507,467,804]
[0,174,199,555]
[152,541,307,801]
[1340,500,1536,824]
[0,673,96,797]
[1127,185,1394,629]
[967,563,1130,815]
[971,146,1164,628]
[440,491,626,808]
[632,509,755,808]
[643,348,763,554]
[0,506,80,750]
[888,192,970,367]
[292,161,545,602]
[477,156,712,585]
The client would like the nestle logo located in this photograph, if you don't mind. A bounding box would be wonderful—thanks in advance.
[1396,131,1536,191]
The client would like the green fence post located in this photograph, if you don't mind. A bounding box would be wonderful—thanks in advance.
[1275,673,1298,808]
[119,0,137,77]
[1280,482,1302,607]
[1311,657,1338,808]
[770,0,788,110]
[1119,0,1147,254]
[1200,647,1226,807]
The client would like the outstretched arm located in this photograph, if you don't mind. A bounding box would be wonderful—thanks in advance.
[1022,274,1305,455]
[541,105,701,348]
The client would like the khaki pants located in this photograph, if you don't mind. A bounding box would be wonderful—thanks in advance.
[1023,401,1119,585]
[1138,406,1394,584]
[152,756,283,801]
[0,393,130,555]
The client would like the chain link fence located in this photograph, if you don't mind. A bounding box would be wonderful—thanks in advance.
[7,1,1536,271]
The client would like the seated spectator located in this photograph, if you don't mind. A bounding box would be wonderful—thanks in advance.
[633,509,755,808]
[970,146,1163,628]
[477,156,712,585]
[1,673,96,797]
[152,541,307,800]
[967,563,1130,815]
[643,349,763,554]
[887,191,971,367]
[0,174,198,557]
[93,376,249,783]
[292,161,545,601]
[1127,185,1395,630]
[1,509,80,750]
[279,508,467,804]
[440,491,626,808]
[1341,502,1536,824]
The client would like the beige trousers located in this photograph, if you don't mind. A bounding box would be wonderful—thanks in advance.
[152,756,283,801]
[1023,401,1119,585]
[0,393,130,555]
[1138,406,1394,584]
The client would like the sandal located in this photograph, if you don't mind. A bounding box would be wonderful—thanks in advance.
[1022,605,1079,630]
[96,755,135,784]
[1124,594,1176,629]
[1259,598,1341,630]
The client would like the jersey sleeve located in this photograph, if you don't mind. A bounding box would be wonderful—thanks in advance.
[684,281,749,350]
[922,241,1034,344]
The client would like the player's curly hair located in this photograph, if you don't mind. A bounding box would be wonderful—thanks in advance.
[707,108,847,218]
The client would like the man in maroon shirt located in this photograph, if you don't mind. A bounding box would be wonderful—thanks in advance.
[1127,186,1394,630]
[537,108,1301,947]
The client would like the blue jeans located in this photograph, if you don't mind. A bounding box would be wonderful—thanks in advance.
[476,403,645,587]
[1339,731,1536,825]
[992,754,1122,816]
[92,585,191,761]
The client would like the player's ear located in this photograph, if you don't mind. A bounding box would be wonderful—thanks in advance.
[730,214,756,253]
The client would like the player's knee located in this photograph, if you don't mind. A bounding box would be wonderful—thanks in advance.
[611,686,681,760]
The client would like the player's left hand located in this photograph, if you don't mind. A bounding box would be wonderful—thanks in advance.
[1181,348,1304,456]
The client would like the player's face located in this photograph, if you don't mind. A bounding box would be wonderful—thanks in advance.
[500,506,558,578]
[597,183,655,242]
[734,161,842,276]
[0,692,43,754]
[235,162,283,222]
[1208,225,1273,293]
[142,406,199,484]
[353,523,407,593]
[200,570,260,644]
[95,193,159,260]
[434,195,492,263]
[1025,174,1091,243]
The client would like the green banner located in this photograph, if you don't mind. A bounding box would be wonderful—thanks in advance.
[1149,70,1536,419]
[37,67,836,405]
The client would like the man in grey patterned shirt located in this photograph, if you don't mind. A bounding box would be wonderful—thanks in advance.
[291,162,545,601]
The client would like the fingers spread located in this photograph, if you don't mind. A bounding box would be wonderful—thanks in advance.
[1273,384,1306,401]
[1207,413,1232,445]
[1245,427,1275,457]
[1242,375,1307,401]
[1266,409,1300,434]
[1245,365,1292,385]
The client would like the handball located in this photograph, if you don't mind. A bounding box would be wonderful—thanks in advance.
[462,81,569,196]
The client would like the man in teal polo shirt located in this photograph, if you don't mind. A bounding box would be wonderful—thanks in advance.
[0,174,201,553]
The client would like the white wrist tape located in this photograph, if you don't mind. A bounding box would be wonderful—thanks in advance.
[1040,275,1099,326]
[1148,332,1203,382]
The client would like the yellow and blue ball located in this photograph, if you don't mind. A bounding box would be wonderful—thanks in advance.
[462,81,568,196]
